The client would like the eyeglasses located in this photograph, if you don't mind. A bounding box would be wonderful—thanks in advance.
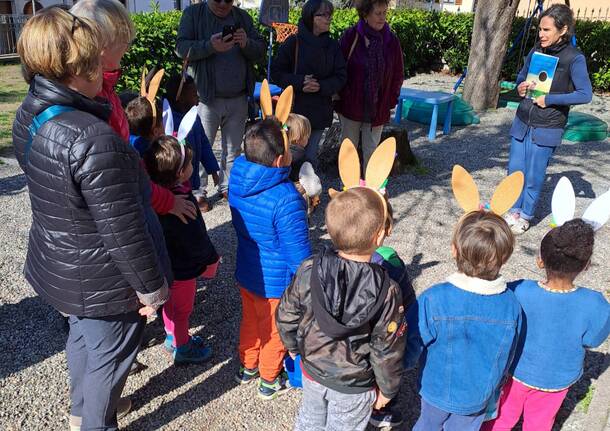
[314,13,332,19]
[212,0,234,3]
[49,5,89,35]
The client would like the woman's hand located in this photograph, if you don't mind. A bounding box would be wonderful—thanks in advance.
[517,81,535,97]
[169,194,197,224]
[533,95,547,108]
[138,305,157,317]
[303,75,320,93]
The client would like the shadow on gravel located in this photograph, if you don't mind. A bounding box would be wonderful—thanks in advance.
[0,173,26,196]
[553,350,610,431]
[0,296,67,379]
[124,360,239,430]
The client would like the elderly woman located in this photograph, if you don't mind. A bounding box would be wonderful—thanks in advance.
[505,4,592,234]
[336,0,403,168]
[13,8,168,430]
[271,0,346,167]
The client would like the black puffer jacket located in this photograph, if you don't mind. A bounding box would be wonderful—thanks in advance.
[276,248,406,398]
[12,76,169,317]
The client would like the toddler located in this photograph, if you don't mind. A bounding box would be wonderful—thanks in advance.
[165,74,219,212]
[406,211,522,431]
[229,117,311,399]
[483,219,610,431]
[276,187,406,430]
[143,135,220,364]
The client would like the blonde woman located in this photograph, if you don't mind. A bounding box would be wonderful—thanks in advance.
[13,7,167,430]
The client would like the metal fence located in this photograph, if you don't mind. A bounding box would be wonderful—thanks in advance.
[516,7,610,21]
[0,14,28,58]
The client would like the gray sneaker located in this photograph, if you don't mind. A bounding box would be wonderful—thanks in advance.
[511,217,530,235]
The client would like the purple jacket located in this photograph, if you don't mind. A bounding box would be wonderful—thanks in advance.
[336,21,404,127]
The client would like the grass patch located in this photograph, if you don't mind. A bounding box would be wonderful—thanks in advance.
[0,64,27,157]
[577,386,595,413]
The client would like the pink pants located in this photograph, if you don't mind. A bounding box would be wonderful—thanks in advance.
[162,279,196,347]
[482,378,568,431]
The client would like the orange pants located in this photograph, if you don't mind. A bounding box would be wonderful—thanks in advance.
[239,287,286,382]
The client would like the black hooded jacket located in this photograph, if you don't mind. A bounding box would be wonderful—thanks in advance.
[276,248,406,397]
[12,76,169,317]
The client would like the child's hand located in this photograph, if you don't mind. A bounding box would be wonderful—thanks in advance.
[170,194,197,224]
[533,95,547,108]
[212,172,220,187]
[138,305,157,317]
[374,390,392,410]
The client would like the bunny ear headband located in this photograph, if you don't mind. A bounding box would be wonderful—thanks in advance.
[259,79,293,156]
[551,176,610,231]
[162,98,199,170]
[328,137,396,220]
[140,67,165,125]
[451,165,525,216]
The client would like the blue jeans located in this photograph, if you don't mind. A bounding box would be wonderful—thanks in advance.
[413,399,486,431]
[507,129,556,221]
[66,311,144,431]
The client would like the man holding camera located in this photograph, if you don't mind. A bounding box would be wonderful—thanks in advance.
[176,0,265,202]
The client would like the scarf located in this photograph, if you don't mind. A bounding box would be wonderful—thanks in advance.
[358,20,386,113]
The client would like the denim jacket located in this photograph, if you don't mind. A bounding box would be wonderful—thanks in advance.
[405,273,522,415]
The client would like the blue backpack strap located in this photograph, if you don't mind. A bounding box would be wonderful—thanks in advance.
[25,105,76,164]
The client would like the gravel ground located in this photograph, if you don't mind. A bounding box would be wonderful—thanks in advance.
[0,73,608,430]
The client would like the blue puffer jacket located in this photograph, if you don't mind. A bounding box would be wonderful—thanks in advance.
[229,156,311,298]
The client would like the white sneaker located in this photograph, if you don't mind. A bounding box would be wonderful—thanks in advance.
[511,217,530,235]
[503,212,519,227]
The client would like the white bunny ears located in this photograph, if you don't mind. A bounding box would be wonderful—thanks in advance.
[551,177,610,231]
[162,98,199,169]
[451,165,525,216]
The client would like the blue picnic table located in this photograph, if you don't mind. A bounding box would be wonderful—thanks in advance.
[394,88,455,141]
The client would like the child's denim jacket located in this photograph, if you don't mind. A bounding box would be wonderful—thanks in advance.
[405,273,522,415]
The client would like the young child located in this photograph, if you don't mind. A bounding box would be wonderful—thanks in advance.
[369,199,416,428]
[71,0,195,223]
[143,135,220,364]
[125,96,163,156]
[229,117,311,399]
[285,113,322,216]
[276,187,406,431]
[165,74,219,213]
[483,219,610,431]
[405,210,522,431]
[285,113,311,183]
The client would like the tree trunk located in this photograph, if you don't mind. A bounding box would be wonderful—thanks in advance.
[463,0,520,111]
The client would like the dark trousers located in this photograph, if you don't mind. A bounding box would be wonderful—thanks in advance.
[413,399,486,431]
[66,311,145,431]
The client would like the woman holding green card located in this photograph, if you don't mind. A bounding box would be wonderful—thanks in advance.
[505,4,592,235]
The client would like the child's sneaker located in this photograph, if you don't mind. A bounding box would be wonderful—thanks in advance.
[234,365,260,385]
[173,338,213,365]
[258,371,292,400]
[164,334,206,354]
[511,216,530,235]
[369,408,403,428]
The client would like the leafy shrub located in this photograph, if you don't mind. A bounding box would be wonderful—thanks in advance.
[118,7,610,94]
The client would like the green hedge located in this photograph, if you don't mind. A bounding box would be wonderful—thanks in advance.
[117,8,610,94]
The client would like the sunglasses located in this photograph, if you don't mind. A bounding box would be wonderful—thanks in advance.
[49,5,89,35]
[213,0,234,3]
